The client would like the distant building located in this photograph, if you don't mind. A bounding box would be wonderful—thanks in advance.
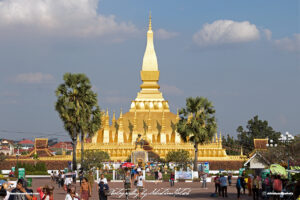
[50,142,73,155]
[0,139,14,155]
[18,139,34,150]
[279,132,294,142]
[244,139,270,174]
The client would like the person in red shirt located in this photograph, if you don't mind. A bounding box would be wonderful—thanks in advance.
[214,174,220,196]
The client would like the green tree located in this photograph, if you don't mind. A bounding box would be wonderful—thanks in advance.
[222,134,241,155]
[166,150,191,170]
[82,150,110,169]
[237,115,281,154]
[55,73,101,170]
[262,135,300,166]
[177,97,217,171]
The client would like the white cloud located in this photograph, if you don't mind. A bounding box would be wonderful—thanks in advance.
[155,29,179,40]
[193,20,260,46]
[263,29,272,41]
[274,34,300,52]
[161,84,183,96]
[0,0,139,39]
[13,72,55,84]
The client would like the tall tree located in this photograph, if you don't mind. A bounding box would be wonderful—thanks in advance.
[222,134,241,155]
[55,73,101,170]
[166,150,191,170]
[177,97,217,171]
[237,115,281,154]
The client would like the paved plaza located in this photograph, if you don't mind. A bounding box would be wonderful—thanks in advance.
[29,177,255,200]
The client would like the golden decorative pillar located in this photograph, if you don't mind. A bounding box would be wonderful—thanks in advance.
[103,109,110,143]
[161,110,167,143]
[118,109,124,143]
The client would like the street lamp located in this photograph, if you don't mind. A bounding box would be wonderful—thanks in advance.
[283,132,292,180]
[266,139,277,147]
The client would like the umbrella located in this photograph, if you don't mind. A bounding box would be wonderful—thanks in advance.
[270,164,288,178]
[122,162,135,168]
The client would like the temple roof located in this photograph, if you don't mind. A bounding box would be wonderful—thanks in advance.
[253,138,268,150]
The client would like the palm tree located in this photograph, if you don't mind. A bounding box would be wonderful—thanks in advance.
[177,97,217,171]
[55,73,101,170]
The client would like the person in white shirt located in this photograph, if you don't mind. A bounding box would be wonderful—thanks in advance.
[98,174,108,185]
[136,171,144,199]
[65,186,80,200]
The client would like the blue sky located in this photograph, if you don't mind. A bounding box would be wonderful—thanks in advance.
[0,0,299,140]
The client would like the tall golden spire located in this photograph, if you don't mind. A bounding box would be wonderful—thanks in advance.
[112,111,116,125]
[119,109,124,131]
[105,109,109,129]
[142,12,157,71]
[149,11,152,31]
[132,13,169,112]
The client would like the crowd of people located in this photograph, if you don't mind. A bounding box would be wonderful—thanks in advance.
[212,173,300,200]
[1,168,299,200]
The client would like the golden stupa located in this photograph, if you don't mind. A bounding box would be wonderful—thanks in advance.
[77,15,245,163]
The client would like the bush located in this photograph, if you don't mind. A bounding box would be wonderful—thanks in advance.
[26,171,49,175]
[146,174,155,180]
[16,162,47,174]
[105,173,113,181]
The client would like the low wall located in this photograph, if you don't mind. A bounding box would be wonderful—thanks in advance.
[198,160,244,170]
[0,160,69,170]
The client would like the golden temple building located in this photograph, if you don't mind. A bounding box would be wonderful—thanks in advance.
[77,15,246,166]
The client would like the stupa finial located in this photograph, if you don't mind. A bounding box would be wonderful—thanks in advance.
[120,108,123,119]
[149,11,152,31]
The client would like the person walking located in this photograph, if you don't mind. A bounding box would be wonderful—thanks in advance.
[124,171,131,200]
[158,171,162,183]
[202,173,207,188]
[61,172,65,190]
[252,175,260,200]
[273,175,282,200]
[58,171,62,188]
[169,171,175,187]
[219,174,228,197]
[136,171,144,200]
[98,180,109,200]
[247,175,252,196]
[214,174,220,195]
[80,177,91,200]
[87,171,95,193]
[263,174,272,199]
[241,175,246,195]
[228,173,232,186]
[236,176,242,200]
[154,168,159,185]
[79,170,83,186]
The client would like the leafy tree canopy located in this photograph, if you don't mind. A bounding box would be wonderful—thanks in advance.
[237,115,281,154]
[177,97,217,171]
[262,135,300,166]
[222,134,241,155]
[82,150,110,170]
[166,150,191,164]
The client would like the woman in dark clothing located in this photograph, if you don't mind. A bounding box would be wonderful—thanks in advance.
[98,180,109,200]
